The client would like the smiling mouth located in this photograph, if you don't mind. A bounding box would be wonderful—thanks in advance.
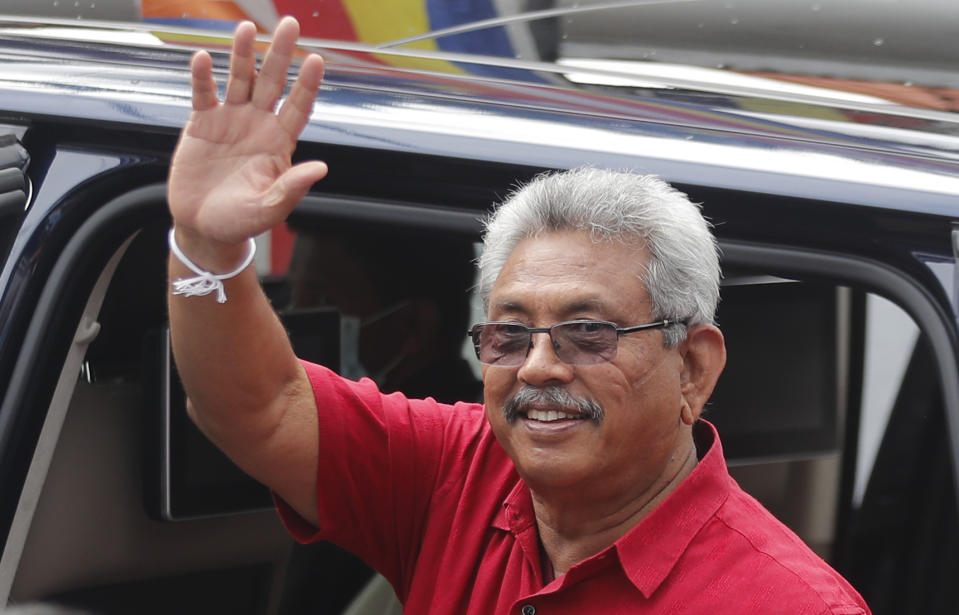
[523,409,586,422]
[503,385,604,424]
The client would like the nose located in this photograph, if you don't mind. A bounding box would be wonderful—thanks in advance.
[517,331,575,386]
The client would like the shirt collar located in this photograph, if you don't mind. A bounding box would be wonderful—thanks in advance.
[615,420,731,597]
[493,477,534,533]
[491,420,732,598]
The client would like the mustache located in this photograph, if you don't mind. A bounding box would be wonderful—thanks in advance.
[502,386,604,424]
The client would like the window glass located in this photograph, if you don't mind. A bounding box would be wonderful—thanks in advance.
[854,293,920,506]
[267,224,483,404]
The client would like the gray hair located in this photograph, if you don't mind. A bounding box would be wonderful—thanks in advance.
[477,168,720,347]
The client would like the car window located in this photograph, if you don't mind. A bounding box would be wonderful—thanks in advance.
[855,293,921,505]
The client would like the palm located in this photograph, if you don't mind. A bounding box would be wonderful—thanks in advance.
[171,106,295,242]
[167,18,326,246]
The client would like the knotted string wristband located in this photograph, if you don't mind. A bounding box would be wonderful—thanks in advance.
[168,228,256,304]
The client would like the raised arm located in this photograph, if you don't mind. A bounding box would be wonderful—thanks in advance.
[167,17,327,525]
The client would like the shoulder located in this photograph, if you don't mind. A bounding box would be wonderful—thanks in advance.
[301,359,483,426]
[705,487,869,614]
[673,422,870,612]
[301,359,495,463]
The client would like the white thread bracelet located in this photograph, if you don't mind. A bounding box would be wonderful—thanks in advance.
[168,228,256,304]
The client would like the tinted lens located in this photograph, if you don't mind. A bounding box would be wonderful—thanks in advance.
[552,321,618,364]
[473,323,530,365]
[471,321,620,366]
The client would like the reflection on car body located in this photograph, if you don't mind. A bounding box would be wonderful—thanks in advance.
[0,2,957,614]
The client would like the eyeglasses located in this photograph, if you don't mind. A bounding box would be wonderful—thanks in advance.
[467,319,686,366]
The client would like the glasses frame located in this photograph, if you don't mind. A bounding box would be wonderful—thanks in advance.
[467,318,687,366]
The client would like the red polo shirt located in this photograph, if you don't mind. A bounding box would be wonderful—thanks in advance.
[278,362,870,614]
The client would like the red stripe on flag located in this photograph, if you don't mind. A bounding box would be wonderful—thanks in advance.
[270,223,297,275]
[273,0,359,40]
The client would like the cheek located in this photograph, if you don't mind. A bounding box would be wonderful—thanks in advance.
[595,355,681,420]
[481,367,512,410]
[620,344,678,390]
[483,379,514,444]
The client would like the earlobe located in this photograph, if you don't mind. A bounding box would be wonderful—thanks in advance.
[679,324,726,421]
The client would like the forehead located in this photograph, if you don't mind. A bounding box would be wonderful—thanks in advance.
[488,231,650,315]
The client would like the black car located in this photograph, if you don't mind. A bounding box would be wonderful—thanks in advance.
[0,7,957,615]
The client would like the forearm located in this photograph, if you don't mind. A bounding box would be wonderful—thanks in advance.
[168,262,290,422]
[167,229,319,521]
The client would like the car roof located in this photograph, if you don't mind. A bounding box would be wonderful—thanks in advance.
[1,16,959,216]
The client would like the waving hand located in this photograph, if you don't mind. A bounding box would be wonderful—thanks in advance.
[168,17,328,252]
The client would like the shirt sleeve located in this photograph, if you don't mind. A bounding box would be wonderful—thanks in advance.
[274,359,486,594]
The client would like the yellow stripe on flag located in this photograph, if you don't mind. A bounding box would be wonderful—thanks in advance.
[341,0,467,74]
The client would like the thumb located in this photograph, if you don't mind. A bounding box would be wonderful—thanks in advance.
[262,160,329,219]
[284,160,329,198]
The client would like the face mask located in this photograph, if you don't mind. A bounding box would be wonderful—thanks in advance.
[339,302,410,386]
[339,314,366,381]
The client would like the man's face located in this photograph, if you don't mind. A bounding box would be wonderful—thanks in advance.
[290,235,408,378]
[483,231,690,498]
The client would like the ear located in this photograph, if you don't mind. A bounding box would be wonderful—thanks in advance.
[678,324,726,425]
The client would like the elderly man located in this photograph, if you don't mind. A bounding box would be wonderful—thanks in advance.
[167,17,870,615]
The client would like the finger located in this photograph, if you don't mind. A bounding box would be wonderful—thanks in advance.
[190,50,219,111]
[284,160,329,197]
[251,16,300,111]
[277,54,324,139]
[225,21,258,105]
[262,161,329,216]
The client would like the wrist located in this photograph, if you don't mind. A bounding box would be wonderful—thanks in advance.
[172,226,253,274]
[169,228,257,304]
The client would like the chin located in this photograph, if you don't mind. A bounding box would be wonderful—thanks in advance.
[511,450,596,490]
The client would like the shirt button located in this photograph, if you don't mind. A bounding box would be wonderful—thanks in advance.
[521,605,536,615]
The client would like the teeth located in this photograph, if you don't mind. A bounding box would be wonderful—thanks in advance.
[526,409,578,422]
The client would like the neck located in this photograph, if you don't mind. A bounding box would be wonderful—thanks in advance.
[532,439,698,578]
